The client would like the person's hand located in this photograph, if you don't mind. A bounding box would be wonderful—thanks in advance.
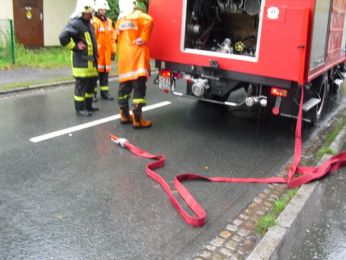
[133,37,144,46]
[111,53,115,61]
[77,41,86,50]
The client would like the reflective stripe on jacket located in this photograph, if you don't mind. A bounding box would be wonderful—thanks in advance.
[93,15,116,72]
[115,10,153,83]
[59,18,98,78]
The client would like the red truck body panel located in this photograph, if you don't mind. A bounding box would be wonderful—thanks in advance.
[149,0,346,85]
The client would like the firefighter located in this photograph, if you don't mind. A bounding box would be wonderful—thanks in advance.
[114,0,154,129]
[93,0,116,101]
[59,0,99,116]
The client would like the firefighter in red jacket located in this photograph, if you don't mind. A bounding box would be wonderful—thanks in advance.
[115,0,154,129]
[59,0,99,116]
[93,0,116,101]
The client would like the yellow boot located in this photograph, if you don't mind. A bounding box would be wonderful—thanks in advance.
[120,106,132,124]
[132,105,152,129]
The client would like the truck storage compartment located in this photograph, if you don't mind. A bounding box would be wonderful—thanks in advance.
[183,0,262,58]
[149,0,312,83]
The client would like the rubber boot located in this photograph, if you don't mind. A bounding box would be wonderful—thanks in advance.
[101,91,114,100]
[76,109,92,116]
[75,100,91,116]
[85,97,99,112]
[119,106,132,124]
[131,105,152,129]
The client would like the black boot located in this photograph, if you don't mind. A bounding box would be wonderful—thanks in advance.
[76,109,92,116]
[75,99,92,116]
[101,91,114,100]
[88,106,99,112]
[85,97,99,112]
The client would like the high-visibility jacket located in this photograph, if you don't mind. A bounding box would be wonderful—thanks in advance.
[115,10,153,83]
[59,18,98,78]
[93,14,116,73]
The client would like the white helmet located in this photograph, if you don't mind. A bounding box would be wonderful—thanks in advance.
[118,0,136,19]
[94,0,110,11]
[70,0,95,19]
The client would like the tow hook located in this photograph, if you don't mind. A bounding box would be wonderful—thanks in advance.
[245,96,267,107]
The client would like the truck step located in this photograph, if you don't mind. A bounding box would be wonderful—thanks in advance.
[303,98,321,112]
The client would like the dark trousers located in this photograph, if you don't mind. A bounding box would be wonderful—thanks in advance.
[118,77,147,108]
[74,77,97,111]
[97,72,110,95]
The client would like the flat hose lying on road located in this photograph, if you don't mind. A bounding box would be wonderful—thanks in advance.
[110,87,346,227]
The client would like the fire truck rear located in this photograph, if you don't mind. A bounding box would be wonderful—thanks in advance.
[149,0,346,124]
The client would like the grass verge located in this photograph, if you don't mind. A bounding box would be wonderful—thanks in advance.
[0,45,70,69]
[315,117,346,160]
[256,189,298,235]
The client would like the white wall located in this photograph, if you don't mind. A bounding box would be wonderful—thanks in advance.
[44,0,76,46]
[0,0,14,20]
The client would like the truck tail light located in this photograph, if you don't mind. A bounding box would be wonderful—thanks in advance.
[159,69,173,94]
[160,69,172,78]
[271,87,288,97]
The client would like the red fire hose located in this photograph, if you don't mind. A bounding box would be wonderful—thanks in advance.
[110,88,346,227]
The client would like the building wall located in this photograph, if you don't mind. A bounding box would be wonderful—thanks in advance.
[0,0,14,20]
[1,0,81,47]
[44,0,76,46]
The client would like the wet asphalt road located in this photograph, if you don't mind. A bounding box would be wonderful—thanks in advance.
[0,78,342,259]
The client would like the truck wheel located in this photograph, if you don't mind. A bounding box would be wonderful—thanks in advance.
[309,75,328,125]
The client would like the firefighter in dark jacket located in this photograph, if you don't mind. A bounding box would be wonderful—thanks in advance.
[59,0,99,116]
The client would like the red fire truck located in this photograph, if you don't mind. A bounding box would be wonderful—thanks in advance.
[149,0,346,124]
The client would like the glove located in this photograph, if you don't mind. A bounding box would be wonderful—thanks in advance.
[111,53,115,61]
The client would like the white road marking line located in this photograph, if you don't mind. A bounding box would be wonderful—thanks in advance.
[30,101,171,143]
